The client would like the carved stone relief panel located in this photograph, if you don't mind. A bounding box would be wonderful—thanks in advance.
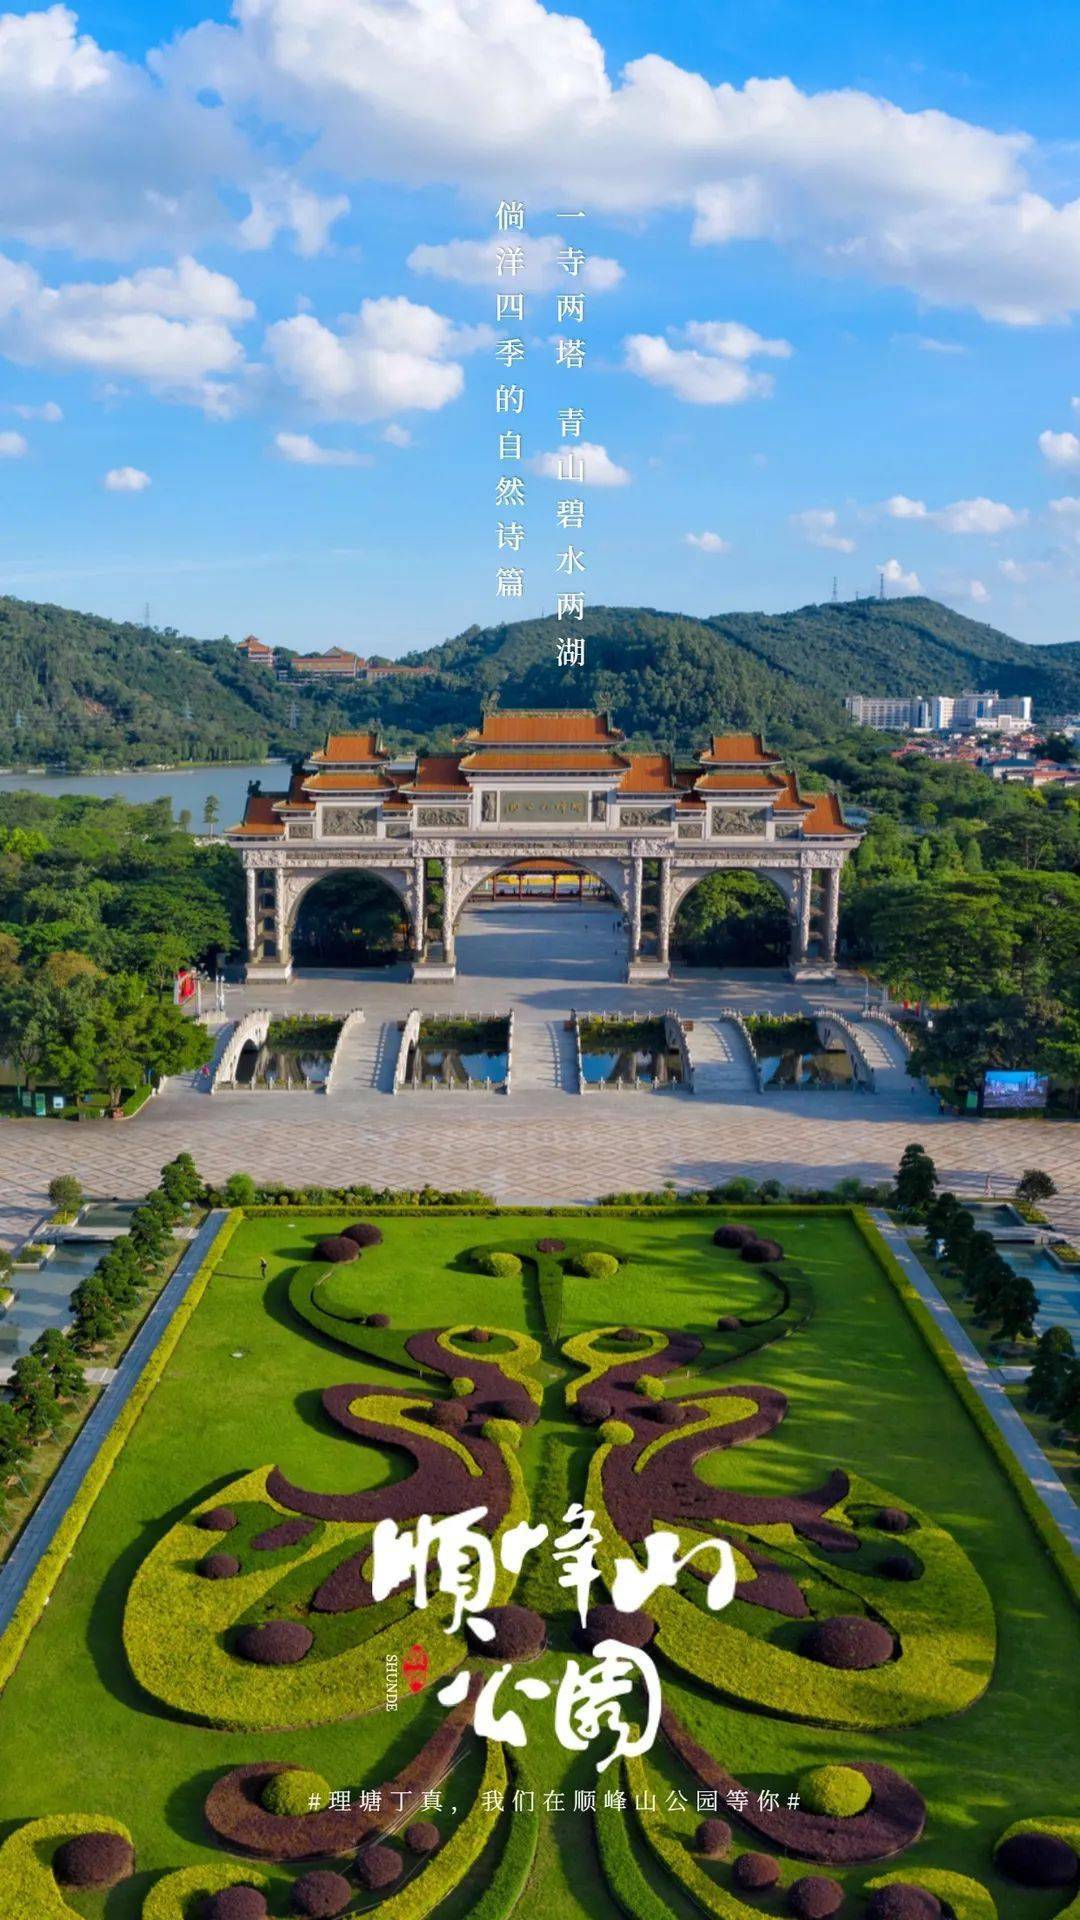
[499,790,588,823]
[481,791,497,822]
[415,807,470,828]
[619,806,671,828]
[322,806,377,836]
[288,821,314,839]
[709,806,767,836]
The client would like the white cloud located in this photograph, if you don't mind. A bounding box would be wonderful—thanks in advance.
[685,529,730,553]
[381,422,411,447]
[791,508,855,553]
[967,578,990,602]
[0,429,28,457]
[265,295,480,421]
[901,334,968,354]
[624,320,789,405]
[154,2,1080,323]
[999,557,1047,583]
[237,173,350,257]
[103,465,150,490]
[882,493,1025,533]
[273,430,364,466]
[0,253,253,412]
[530,440,630,486]
[407,233,623,292]
[879,557,921,592]
[1039,428,1080,468]
[12,398,62,421]
[1049,495,1080,516]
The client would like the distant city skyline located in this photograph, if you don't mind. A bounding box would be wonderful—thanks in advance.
[2,0,1080,651]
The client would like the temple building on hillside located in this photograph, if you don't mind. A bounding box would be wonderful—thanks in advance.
[227,708,859,983]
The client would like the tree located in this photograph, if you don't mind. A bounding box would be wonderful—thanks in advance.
[10,1354,58,1438]
[960,1229,999,1296]
[925,1191,961,1239]
[70,1274,121,1352]
[160,1152,203,1207]
[203,794,220,835]
[894,1143,936,1215]
[944,1207,975,1265]
[47,1174,84,1215]
[31,1328,87,1402]
[224,1171,257,1207]
[0,1402,31,1485]
[994,1272,1040,1343]
[1055,1360,1080,1442]
[1027,1325,1075,1413]
[1016,1169,1057,1207]
[972,1254,1012,1322]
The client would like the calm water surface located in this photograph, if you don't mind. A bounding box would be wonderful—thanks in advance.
[0,762,289,830]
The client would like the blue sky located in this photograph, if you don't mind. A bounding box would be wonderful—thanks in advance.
[2,0,1080,654]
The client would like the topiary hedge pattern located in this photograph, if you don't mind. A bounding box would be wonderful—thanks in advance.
[474,1250,522,1278]
[799,1765,872,1817]
[0,1814,135,1920]
[261,1769,331,1816]
[574,1250,620,1279]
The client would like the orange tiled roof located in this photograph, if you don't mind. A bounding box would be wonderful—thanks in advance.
[231,790,286,834]
[459,749,630,773]
[458,709,624,747]
[617,753,676,793]
[311,729,388,764]
[301,771,395,792]
[411,755,470,790]
[694,770,790,794]
[800,792,849,834]
[697,732,781,766]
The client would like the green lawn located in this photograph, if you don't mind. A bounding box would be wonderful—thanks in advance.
[0,1208,1075,1919]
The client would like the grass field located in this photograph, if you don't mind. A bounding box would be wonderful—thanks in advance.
[0,1208,1075,1918]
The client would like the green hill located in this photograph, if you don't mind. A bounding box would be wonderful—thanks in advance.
[0,592,1076,767]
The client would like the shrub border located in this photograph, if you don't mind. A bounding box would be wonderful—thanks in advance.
[0,1210,241,1697]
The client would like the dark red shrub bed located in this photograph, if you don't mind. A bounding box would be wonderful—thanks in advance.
[234,1621,313,1666]
[291,1869,353,1915]
[344,1222,383,1247]
[996,1831,1079,1888]
[650,1400,683,1425]
[197,1505,237,1531]
[614,1327,641,1341]
[54,1832,134,1888]
[800,1615,894,1670]
[864,1889,940,1920]
[537,1238,565,1253]
[787,1877,844,1917]
[199,1552,241,1579]
[879,1554,919,1582]
[740,1237,784,1263]
[479,1605,547,1660]
[355,1843,403,1891]
[202,1890,269,1920]
[695,1817,731,1856]
[578,1604,654,1651]
[875,1507,911,1533]
[716,1314,742,1331]
[466,1327,491,1342]
[251,1517,317,1552]
[404,1820,441,1855]
[431,1400,469,1431]
[732,1851,780,1891]
[314,1237,358,1263]
[368,1311,390,1327]
[713,1224,755,1248]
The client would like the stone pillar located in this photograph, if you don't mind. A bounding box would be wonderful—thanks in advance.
[629,854,643,961]
[411,855,426,958]
[823,864,841,963]
[274,865,290,965]
[790,869,812,967]
[658,857,673,965]
[245,865,258,964]
[441,853,456,967]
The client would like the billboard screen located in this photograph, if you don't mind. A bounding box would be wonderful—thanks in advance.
[982,1070,1049,1112]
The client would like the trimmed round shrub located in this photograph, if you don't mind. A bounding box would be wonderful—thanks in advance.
[733,1852,780,1892]
[343,1222,383,1247]
[314,1237,359,1263]
[291,1870,352,1916]
[536,1238,565,1253]
[466,1327,491,1342]
[574,1251,619,1279]
[202,1891,269,1920]
[716,1314,742,1331]
[635,1375,664,1400]
[368,1311,390,1327]
[599,1419,635,1445]
[864,1889,941,1920]
[713,1224,755,1248]
[431,1400,469,1431]
[880,1553,920,1582]
[799,1765,872,1818]
[996,1831,1079,1888]
[481,1417,522,1449]
[876,1507,911,1533]
[801,1615,894,1670]
[197,1505,237,1532]
[474,1250,522,1278]
[355,1844,403,1891]
[787,1877,844,1918]
[651,1400,683,1425]
[261,1768,331,1816]
[54,1832,134,1889]
[479,1605,547,1661]
[695,1817,732,1857]
[613,1326,640,1342]
[234,1620,313,1666]
[740,1237,784,1263]
[450,1376,474,1398]
[578,1604,655,1651]
[404,1821,441,1856]
[198,1552,240,1580]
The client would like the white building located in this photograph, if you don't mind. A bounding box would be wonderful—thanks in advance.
[845,689,1032,734]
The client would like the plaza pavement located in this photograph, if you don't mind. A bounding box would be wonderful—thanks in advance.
[1,905,1078,1246]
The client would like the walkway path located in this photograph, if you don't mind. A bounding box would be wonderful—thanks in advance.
[512,1018,575,1095]
[868,1211,1080,1553]
[0,1212,229,1639]
[691,1017,759,1098]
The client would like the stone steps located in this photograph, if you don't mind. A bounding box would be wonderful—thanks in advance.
[691,1018,758,1097]
[511,1020,575,1093]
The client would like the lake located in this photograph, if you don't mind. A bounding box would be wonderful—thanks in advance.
[0,761,290,831]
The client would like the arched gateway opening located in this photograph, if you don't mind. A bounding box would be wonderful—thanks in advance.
[290,871,410,969]
[453,858,626,984]
[672,872,791,969]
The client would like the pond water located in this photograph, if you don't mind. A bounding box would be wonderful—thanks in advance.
[415,1047,508,1088]
[0,1239,105,1360]
[758,1046,854,1089]
[998,1245,1080,1343]
[0,761,288,831]
[580,1047,683,1088]
[235,1047,334,1090]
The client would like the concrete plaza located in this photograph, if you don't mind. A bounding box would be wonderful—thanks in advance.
[2,905,1079,1243]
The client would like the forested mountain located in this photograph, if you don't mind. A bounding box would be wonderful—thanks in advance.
[1,591,1077,766]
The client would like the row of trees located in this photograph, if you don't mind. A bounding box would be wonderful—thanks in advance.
[1027,1327,1080,1437]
